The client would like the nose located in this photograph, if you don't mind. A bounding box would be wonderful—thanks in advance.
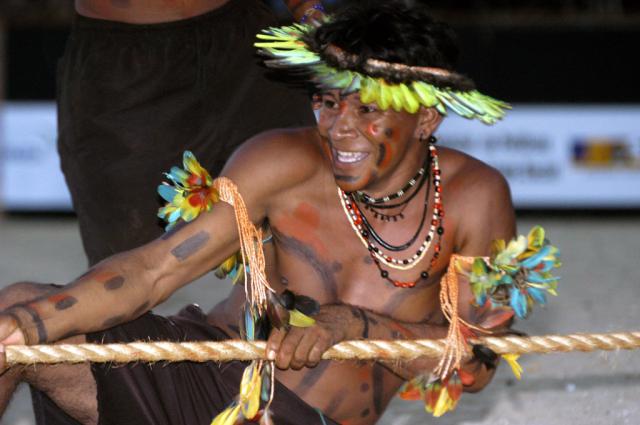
[328,102,358,141]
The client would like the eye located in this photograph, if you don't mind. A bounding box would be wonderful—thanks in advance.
[359,104,378,114]
[323,99,338,109]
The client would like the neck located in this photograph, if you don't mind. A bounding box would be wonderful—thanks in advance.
[358,141,430,198]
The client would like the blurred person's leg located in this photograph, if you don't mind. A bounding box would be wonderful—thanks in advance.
[57,0,315,267]
[0,282,97,424]
[34,1,314,422]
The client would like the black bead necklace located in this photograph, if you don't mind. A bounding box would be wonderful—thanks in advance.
[349,160,432,252]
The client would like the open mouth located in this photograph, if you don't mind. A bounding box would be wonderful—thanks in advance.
[333,148,370,164]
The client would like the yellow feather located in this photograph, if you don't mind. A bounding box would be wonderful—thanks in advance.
[390,85,404,112]
[210,405,241,425]
[377,80,392,110]
[359,77,377,104]
[501,354,523,380]
[240,364,261,418]
[399,83,420,113]
[412,82,437,107]
[289,309,316,327]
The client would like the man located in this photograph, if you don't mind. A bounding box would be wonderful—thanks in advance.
[0,2,515,424]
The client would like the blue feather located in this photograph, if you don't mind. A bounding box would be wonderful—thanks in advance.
[510,287,528,319]
[527,286,547,305]
[244,308,255,341]
[521,245,552,268]
[158,185,178,203]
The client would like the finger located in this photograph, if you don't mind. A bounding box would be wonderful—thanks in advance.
[0,344,6,374]
[291,331,318,370]
[266,327,287,361]
[275,327,305,370]
[0,316,24,346]
[308,333,331,366]
[0,315,17,341]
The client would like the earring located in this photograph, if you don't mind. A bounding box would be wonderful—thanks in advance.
[420,133,438,144]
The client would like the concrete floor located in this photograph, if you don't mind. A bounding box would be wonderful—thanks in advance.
[0,213,639,425]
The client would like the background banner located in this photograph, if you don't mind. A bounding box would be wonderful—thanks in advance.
[1,102,639,211]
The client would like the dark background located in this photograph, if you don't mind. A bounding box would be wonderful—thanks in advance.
[3,0,640,103]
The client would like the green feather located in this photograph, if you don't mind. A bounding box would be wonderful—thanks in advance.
[399,83,420,113]
[377,80,392,110]
[412,82,437,107]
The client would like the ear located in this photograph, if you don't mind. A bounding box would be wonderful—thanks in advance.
[311,93,322,110]
[413,107,443,140]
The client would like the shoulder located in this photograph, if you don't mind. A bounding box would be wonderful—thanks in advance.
[443,148,511,203]
[439,147,515,255]
[220,128,328,213]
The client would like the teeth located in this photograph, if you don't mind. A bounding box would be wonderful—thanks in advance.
[336,150,368,163]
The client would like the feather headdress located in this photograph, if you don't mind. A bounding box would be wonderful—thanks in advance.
[255,23,510,124]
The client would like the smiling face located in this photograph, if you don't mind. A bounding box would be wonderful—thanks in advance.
[316,91,427,193]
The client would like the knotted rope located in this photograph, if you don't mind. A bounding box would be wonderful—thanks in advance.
[6,331,640,366]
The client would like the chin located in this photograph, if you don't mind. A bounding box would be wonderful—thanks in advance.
[334,173,371,193]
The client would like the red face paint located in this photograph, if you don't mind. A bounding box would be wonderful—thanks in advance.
[90,271,119,283]
[48,294,70,304]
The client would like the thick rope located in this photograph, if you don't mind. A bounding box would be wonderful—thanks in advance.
[6,331,640,366]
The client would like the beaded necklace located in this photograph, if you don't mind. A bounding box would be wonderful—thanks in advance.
[338,144,444,288]
[350,153,432,252]
[361,154,431,222]
[355,163,426,205]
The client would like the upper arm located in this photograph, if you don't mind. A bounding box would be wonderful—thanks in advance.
[143,129,321,303]
[454,163,516,257]
[448,161,516,327]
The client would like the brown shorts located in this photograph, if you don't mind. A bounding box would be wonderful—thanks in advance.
[37,305,338,425]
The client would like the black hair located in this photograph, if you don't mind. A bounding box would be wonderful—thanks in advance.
[310,0,460,74]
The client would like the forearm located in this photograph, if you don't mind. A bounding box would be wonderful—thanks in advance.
[1,250,158,345]
[345,306,447,379]
[346,305,495,391]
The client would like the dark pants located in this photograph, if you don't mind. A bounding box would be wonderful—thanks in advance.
[37,305,338,425]
[56,0,315,266]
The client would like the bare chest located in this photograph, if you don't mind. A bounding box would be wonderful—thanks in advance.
[268,199,454,321]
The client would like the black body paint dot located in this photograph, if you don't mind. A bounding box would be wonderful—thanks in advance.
[171,231,210,261]
[384,128,393,138]
[55,296,78,311]
[104,276,125,291]
[360,382,370,392]
[361,408,371,418]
